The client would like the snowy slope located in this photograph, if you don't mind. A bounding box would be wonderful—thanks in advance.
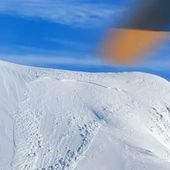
[0,60,170,170]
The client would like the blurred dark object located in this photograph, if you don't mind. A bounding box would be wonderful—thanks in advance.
[127,0,170,31]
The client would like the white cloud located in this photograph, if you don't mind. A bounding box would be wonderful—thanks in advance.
[1,54,170,72]
[135,58,170,71]
[0,0,122,27]
[0,54,107,66]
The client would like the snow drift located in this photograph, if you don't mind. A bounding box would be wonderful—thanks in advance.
[0,60,170,170]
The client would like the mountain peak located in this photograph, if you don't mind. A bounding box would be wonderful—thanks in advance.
[0,61,170,170]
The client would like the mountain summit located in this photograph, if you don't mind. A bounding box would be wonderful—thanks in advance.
[0,60,170,170]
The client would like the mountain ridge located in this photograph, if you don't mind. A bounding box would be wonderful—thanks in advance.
[0,60,170,170]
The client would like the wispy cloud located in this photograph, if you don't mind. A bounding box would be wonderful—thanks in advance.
[0,54,106,66]
[0,0,122,27]
[48,38,92,51]
[1,53,170,72]
[134,58,170,71]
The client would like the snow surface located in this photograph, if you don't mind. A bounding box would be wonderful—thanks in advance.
[0,60,170,170]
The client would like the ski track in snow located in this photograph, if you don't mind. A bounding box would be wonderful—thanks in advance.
[0,60,170,170]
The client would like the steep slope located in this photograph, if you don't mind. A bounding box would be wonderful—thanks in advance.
[0,60,170,170]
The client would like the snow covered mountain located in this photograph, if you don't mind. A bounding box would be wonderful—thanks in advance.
[1,60,170,170]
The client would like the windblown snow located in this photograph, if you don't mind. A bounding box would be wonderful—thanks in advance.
[1,60,170,170]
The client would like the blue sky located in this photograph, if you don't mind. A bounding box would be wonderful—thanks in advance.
[0,0,169,80]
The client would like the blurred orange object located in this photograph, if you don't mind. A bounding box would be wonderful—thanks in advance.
[102,28,168,65]
[101,0,170,65]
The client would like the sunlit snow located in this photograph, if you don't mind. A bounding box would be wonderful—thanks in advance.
[0,60,170,170]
